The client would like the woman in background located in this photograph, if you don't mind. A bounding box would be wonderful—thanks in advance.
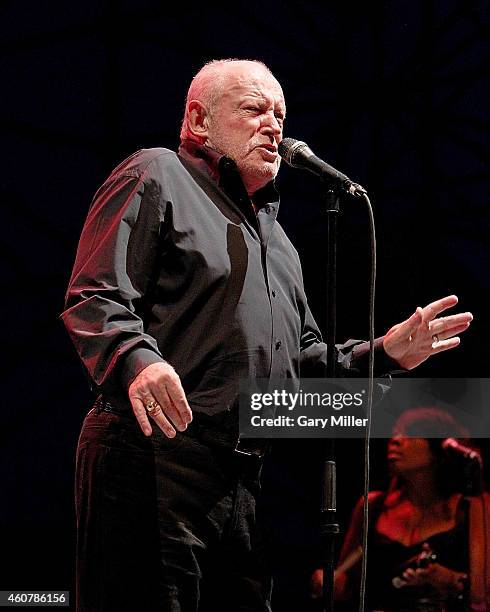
[311,407,489,611]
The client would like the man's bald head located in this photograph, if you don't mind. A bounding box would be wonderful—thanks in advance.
[180,59,285,195]
[180,59,279,142]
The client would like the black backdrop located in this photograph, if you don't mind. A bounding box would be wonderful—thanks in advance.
[2,1,489,609]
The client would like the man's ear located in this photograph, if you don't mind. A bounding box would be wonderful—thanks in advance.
[187,100,210,140]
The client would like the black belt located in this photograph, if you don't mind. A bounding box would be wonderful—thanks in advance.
[93,396,269,463]
[184,420,269,467]
[179,423,268,481]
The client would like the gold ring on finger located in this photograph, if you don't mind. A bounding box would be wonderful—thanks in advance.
[432,334,439,344]
[146,400,160,414]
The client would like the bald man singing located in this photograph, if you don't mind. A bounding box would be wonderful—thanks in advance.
[62,59,472,611]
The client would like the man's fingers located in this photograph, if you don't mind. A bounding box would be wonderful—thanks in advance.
[431,337,461,353]
[422,294,458,321]
[165,376,193,425]
[148,382,187,432]
[432,322,471,342]
[130,396,153,437]
[127,362,192,438]
[429,313,473,336]
[145,400,177,438]
[429,311,472,346]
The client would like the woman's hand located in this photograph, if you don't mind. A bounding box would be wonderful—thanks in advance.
[310,569,352,601]
[399,562,467,597]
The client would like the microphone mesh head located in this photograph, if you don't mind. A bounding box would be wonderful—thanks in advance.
[278,137,300,164]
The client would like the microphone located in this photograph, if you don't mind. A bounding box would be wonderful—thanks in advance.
[442,438,482,465]
[278,138,367,197]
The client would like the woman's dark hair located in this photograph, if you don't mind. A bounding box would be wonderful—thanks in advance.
[389,406,480,498]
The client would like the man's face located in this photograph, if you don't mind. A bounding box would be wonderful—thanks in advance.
[205,63,286,195]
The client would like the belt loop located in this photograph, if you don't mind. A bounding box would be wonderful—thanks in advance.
[93,396,116,415]
[93,396,104,415]
[234,437,267,460]
[233,438,268,480]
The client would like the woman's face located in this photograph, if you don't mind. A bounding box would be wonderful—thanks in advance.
[387,435,436,475]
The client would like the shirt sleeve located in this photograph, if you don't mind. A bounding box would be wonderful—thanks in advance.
[299,301,402,377]
[61,161,168,397]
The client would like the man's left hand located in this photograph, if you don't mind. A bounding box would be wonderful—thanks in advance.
[383,295,473,370]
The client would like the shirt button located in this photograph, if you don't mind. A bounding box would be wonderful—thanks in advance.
[272,290,276,298]
[275,340,282,350]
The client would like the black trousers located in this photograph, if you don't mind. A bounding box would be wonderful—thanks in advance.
[75,405,272,612]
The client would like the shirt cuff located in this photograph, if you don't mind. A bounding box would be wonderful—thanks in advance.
[120,348,166,391]
[352,336,408,377]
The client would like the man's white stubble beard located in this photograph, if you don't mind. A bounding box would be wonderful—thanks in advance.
[206,133,279,187]
[238,153,280,183]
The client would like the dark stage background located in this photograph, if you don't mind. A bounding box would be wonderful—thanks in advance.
[2,1,489,609]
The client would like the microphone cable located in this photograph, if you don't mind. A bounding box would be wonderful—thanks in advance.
[478,466,489,608]
[278,136,376,610]
[358,192,376,612]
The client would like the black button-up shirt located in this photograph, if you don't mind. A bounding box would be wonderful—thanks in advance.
[62,141,385,423]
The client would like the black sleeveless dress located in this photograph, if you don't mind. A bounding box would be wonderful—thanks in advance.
[365,495,469,612]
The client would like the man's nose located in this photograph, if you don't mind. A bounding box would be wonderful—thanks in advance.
[261,113,282,137]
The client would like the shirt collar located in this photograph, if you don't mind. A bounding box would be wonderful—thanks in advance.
[178,139,279,213]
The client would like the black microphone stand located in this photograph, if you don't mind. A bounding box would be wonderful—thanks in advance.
[320,186,341,612]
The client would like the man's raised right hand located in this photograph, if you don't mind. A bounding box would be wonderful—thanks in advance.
[128,362,193,437]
